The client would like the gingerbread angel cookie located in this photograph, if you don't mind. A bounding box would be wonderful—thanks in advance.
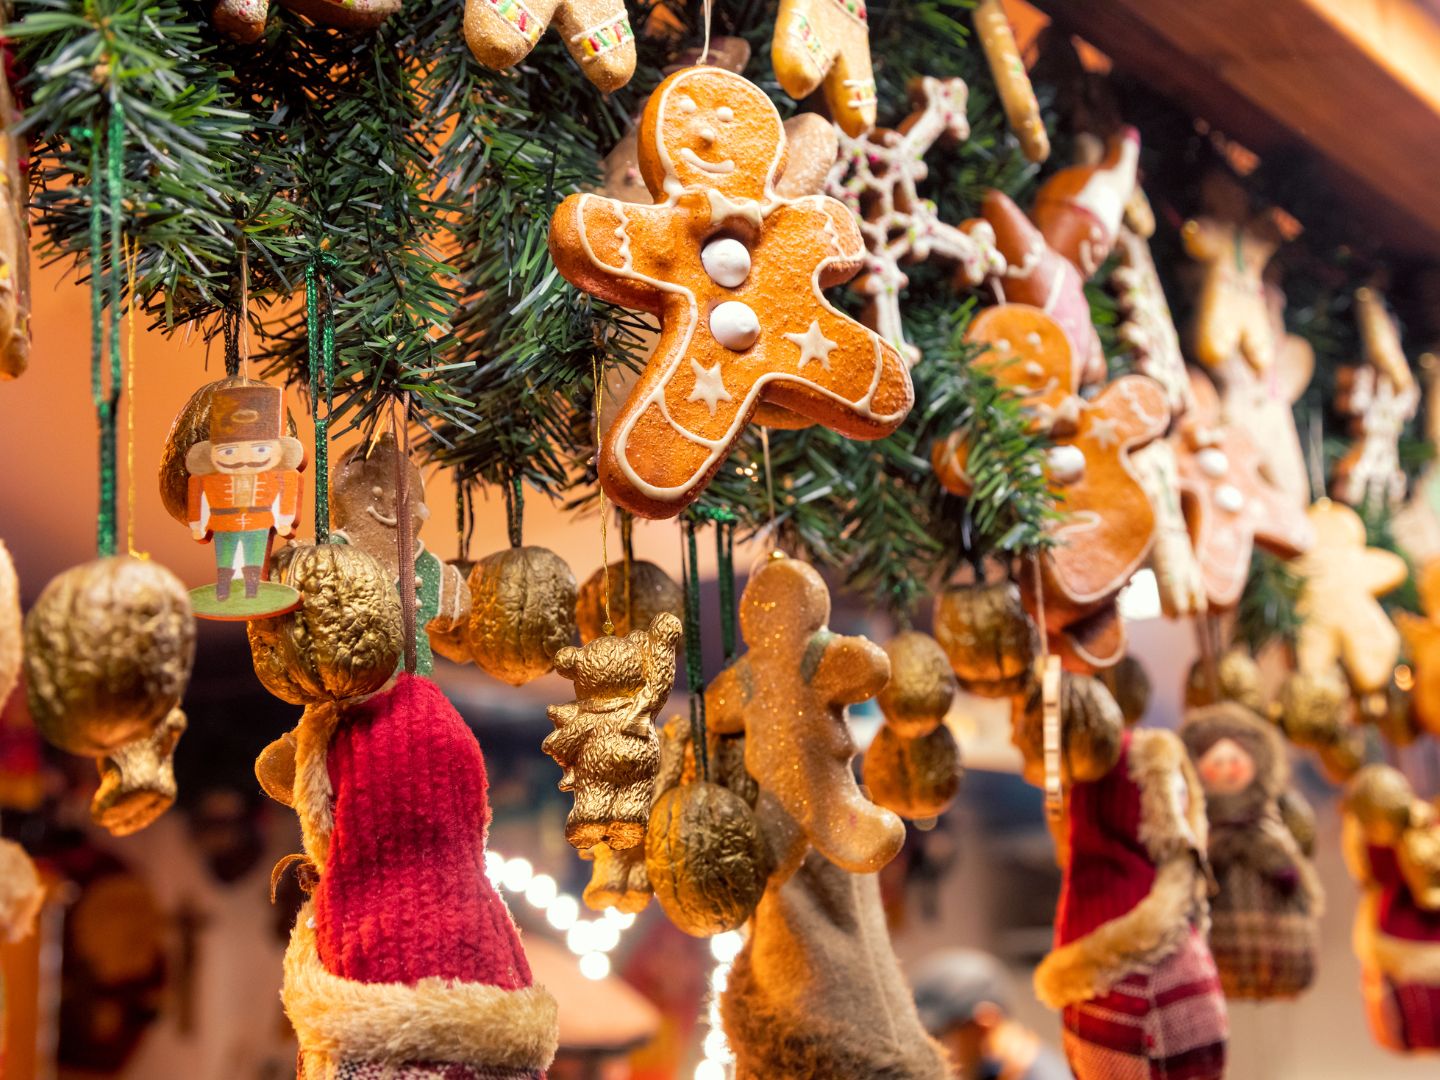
[933,304,1170,669]
[1175,370,1314,610]
[1333,286,1419,510]
[464,0,634,91]
[549,67,913,518]
[827,76,1005,366]
[771,0,877,137]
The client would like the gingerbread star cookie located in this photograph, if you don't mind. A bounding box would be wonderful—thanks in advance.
[1333,286,1419,511]
[1294,499,1407,696]
[1176,370,1315,610]
[464,0,635,92]
[549,67,913,518]
[772,0,877,137]
[932,304,1170,669]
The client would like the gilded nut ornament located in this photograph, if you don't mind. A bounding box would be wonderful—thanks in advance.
[1011,673,1125,786]
[468,546,578,685]
[582,842,652,914]
[247,543,402,705]
[877,631,956,738]
[647,781,766,936]
[0,539,20,708]
[1277,670,1348,748]
[23,556,196,834]
[862,723,962,820]
[1345,764,1417,848]
[1317,725,1368,784]
[933,580,1038,696]
[576,559,683,643]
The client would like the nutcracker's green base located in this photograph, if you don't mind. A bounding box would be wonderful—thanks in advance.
[190,582,301,621]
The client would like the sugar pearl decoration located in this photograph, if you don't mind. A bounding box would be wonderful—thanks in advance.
[1215,484,1245,514]
[701,238,751,289]
[710,300,760,351]
[1197,447,1229,479]
[1046,445,1086,485]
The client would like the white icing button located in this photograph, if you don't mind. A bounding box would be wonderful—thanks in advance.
[710,301,760,351]
[1196,447,1229,479]
[717,106,735,122]
[701,238,751,288]
[1215,484,1245,514]
[1046,445,1086,485]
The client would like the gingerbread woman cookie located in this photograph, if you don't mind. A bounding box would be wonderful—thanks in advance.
[1176,370,1314,610]
[549,67,913,518]
[1294,500,1407,697]
[1333,286,1419,511]
[827,76,1005,366]
[771,0,876,137]
[464,0,635,92]
[933,304,1170,668]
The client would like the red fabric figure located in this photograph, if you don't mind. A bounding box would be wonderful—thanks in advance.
[273,674,557,1078]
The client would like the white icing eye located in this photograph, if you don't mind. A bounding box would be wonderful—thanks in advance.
[675,95,697,114]
[717,106,734,122]
[1026,332,1042,347]
[1215,484,1245,514]
[701,238,751,288]
[370,485,384,497]
[1046,445,1086,485]
[995,338,1012,352]
[1196,447,1228,479]
[710,301,761,351]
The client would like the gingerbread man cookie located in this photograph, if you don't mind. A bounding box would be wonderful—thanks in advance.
[933,305,1169,668]
[827,76,1005,365]
[1333,286,1419,511]
[771,0,876,137]
[464,0,635,92]
[1176,370,1315,610]
[1397,561,1440,738]
[212,0,398,42]
[1294,500,1407,696]
[549,67,913,518]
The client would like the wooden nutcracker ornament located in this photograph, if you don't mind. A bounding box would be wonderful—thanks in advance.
[183,382,305,620]
[1111,218,1193,418]
[1333,286,1420,510]
[771,0,877,137]
[549,66,913,518]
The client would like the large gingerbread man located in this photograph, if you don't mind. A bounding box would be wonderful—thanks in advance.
[549,67,913,519]
[933,305,1169,670]
[1176,370,1314,610]
[771,0,877,137]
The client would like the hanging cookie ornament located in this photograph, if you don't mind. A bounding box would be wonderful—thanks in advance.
[933,305,1170,669]
[327,433,468,675]
[0,53,31,382]
[825,76,1005,365]
[24,557,196,835]
[771,0,876,137]
[862,632,962,820]
[468,541,578,686]
[1392,356,1440,565]
[932,576,1039,696]
[182,381,305,620]
[1133,440,1207,618]
[548,66,913,519]
[1399,561,1440,738]
[973,0,1048,163]
[544,611,683,851]
[1181,704,1323,1001]
[1333,286,1420,510]
[1175,369,1315,609]
[212,0,400,42]
[1343,766,1440,1054]
[576,558,682,643]
[464,0,634,91]
[1111,219,1193,417]
[0,540,18,709]
[247,543,403,706]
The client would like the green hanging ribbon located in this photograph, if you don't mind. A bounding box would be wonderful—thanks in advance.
[690,506,739,663]
[306,251,337,541]
[681,517,709,783]
[88,101,126,559]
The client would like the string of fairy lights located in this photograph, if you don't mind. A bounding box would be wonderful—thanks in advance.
[487,850,743,1078]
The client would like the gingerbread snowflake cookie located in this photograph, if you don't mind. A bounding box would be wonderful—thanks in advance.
[548,67,913,519]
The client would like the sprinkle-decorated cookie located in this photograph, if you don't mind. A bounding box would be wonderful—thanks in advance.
[771,0,877,137]
[464,0,636,92]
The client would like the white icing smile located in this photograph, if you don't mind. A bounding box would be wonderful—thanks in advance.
[679,149,736,175]
[367,505,398,528]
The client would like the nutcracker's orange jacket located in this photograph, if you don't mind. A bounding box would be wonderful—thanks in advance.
[187,470,302,534]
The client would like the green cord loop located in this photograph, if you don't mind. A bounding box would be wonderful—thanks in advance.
[91,101,125,558]
[306,251,338,541]
[681,517,709,782]
[504,473,524,548]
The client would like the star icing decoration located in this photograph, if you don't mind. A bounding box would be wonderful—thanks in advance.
[687,359,733,415]
[785,321,838,371]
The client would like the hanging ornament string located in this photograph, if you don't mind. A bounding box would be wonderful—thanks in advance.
[392,393,418,675]
[88,99,126,558]
[759,426,778,548]
[621,510,635,632]
[306,250,337,541]
[455,478,475,565]
[222,305,240,377]
[699,0,714,63]
[680,516,710,782]
[503,471,524,548]
[123,233,144,559]
[692,506,739,663]
[592,351,613,634]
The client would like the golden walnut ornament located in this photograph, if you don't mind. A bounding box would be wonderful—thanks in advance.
[544,612,683,850]
[576,559,683,643]
[247,544,402,705]
[1011,673,1125,786]
[933,579,1038,695]
[648,780,766,936]
[863,724,962,820]
[468,546,578,685]
[23,556,196,835]
[876,631,955,738]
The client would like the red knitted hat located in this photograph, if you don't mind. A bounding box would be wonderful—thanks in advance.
[283,673,557,1076]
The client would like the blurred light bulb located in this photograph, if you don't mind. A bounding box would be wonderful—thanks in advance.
[525,873,557,909]
[579,952,610,981]
[695,1061,725,1080]
[702,1029,731,1062]
[710,964,730,993]
[484,851,504,882]
[710,931,743,962]
[501,857,533,893]
[567,921,595,955]
[547,895,579,931]
[604,908,637,928]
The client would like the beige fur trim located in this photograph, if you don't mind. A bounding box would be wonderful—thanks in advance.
[292,703,344,869]
[1130,728,1208,862]
[1354,889,1440,985]
[1034,856,1204,1009]
[284,903,559,1070]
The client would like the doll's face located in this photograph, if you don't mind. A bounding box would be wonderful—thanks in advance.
[211,439,281,475]
[1197,737,1255,796]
